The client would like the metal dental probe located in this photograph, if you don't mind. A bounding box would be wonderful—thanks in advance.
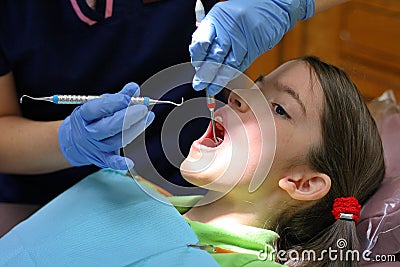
[206,93,218,143]
[19,94,184,106]
[195,0,218,144]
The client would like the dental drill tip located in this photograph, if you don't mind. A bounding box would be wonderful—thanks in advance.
[210,110,218,144]
[205,92,218,143]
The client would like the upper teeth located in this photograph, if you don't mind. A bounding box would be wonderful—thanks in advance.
[215,116,223,123]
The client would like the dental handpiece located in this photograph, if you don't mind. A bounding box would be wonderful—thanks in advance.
[196,1,218,144]
[19,94,184,106]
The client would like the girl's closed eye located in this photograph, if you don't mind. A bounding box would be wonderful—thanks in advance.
[271,103,291,119]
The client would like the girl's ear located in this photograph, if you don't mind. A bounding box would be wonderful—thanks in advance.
[278,172,331,201]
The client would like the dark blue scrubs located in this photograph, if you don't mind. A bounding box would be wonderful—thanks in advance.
[0,0,217,204]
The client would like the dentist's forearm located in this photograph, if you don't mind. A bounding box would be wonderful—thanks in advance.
[0,116,72,174]
[315,0,350,13]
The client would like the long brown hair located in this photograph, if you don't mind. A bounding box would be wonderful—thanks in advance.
[276,56,385,266]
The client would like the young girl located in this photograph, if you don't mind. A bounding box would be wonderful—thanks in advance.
[0,56,385,267]
[180,56,385,266]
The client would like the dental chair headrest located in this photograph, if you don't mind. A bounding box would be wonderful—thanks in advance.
[358,94,400,265]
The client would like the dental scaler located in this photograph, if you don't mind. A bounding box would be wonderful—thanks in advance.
[19,94,184,107]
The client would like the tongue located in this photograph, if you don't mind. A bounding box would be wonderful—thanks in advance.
[200,138,217,148]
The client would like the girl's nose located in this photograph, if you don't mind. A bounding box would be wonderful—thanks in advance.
[228,91,250,113]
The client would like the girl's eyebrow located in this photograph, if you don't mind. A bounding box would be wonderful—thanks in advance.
[254,76,307,116]
[276,81,307,116]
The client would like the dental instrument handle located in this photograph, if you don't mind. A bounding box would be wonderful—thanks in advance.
[19,94,100,104]
[20,94,183,106]
[206,94,216,111]
[54,95,100,104]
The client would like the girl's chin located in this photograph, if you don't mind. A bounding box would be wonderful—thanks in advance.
[180,144,236,191]
[180,160,213,187]
[180,166,226,191]
[180,144,228,187]
[180,149,217,180]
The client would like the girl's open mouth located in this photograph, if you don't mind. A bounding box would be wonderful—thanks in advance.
[199,116,225,148]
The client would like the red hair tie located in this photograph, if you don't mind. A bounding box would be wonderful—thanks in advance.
[331,197,361,222]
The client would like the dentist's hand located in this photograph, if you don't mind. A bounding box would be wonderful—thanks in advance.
[190,0,315,95]
[58,82,155,170]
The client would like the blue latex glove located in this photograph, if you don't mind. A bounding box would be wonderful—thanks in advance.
[58,82,155,170]
[190,0,315,95]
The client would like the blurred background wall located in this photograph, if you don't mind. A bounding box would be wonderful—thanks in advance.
[245,0,400,101]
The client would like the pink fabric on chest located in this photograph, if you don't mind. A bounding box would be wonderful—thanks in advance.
[70,0,113,25]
